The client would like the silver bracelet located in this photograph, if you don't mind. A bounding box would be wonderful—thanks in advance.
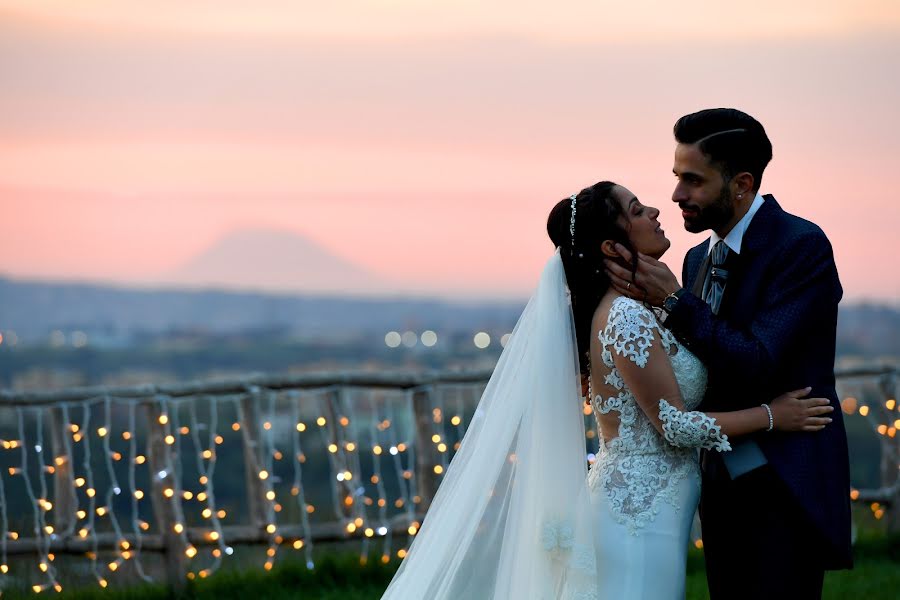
[761,403,774,432]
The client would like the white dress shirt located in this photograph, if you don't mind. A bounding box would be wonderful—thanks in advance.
[707,192,765,255]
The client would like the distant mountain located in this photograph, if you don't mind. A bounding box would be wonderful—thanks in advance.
[163,229,393,295]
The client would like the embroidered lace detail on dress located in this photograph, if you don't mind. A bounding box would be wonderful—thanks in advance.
[587,297,713,535]
[541,517,575,556]
[658,399,731,452]
[540,517,598,600]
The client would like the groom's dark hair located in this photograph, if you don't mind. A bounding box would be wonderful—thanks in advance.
[674,108,773,192]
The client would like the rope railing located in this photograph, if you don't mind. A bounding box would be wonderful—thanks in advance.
[0,367,895,594]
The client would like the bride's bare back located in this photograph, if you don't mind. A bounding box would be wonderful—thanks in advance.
[588,291,684,445]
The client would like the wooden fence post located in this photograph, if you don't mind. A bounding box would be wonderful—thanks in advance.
[239,389,270,531]
[145,398,188,592]
[412,388,438,513]
[323,388,357,521]
[48,406,78,537]
[878,375,900,533]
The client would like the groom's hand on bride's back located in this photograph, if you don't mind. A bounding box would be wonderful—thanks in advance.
[603,244,681,307]
[770,387,834,433]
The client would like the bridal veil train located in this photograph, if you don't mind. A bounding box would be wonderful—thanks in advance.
[381,250,599,599]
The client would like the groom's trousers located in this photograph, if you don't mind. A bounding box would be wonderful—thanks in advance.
[699,458,825,600]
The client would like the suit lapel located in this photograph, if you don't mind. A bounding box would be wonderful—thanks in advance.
[683,239,710,295]
[717,195,782,317]
[691,251,710,297]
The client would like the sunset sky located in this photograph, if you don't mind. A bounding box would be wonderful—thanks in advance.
[2,1,899,300]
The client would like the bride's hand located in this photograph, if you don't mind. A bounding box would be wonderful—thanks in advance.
[769,387,834,432]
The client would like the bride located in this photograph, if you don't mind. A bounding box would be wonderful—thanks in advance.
[381,181,834,599]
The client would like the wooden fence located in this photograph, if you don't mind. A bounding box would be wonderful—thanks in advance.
[0,367,895,594]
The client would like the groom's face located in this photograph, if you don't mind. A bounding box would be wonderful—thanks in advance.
[672,143,735,234]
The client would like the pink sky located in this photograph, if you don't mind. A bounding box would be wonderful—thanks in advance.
[2,2,899,300]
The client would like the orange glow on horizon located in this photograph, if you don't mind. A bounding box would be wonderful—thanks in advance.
[2,1,898,300]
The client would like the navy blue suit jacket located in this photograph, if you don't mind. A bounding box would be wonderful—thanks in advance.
[664,195,852,569]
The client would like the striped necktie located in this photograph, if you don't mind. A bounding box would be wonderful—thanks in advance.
[702,240,730,315]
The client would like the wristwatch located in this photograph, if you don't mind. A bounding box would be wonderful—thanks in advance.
[662,288,686,313]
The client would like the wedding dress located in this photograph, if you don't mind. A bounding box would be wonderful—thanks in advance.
[380,255,731,600]
[588,296,730,599]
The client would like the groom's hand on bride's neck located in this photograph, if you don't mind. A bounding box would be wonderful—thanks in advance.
[603,244,681,307]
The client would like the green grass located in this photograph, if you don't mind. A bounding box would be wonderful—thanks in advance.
[685,546,900,600]
[4,535,898,599]
[0,552,398,600]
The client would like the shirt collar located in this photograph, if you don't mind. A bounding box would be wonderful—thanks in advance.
[708,192,765,255]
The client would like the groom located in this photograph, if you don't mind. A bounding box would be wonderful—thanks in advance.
[605,108,852,599]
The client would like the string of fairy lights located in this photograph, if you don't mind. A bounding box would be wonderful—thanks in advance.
[838,374,900,521]
[0,382,492,592]
[126,400,153,583]
[288,392,315,570]
[0,372,896,593]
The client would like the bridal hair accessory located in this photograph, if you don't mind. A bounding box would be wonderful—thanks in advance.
[569,194,578,249]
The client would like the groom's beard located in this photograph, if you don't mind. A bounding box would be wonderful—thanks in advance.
[681,185,734,234]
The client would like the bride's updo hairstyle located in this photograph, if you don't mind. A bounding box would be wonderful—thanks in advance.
[547,181,638,377]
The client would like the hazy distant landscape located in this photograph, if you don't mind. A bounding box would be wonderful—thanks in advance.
[0,272,894,498]
[0,273,521,389]
[1,273,898,391]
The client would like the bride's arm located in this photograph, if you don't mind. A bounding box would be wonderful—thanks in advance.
[605,232,840,389]
[605,301,833,450]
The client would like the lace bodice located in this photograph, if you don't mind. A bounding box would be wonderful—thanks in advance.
[586,296,729,534]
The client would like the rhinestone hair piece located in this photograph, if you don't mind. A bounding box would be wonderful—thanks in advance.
[569,194,578,248]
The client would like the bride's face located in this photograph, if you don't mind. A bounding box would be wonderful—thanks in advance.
[611,185,671,259]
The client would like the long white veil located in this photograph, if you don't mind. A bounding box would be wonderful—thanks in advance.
[382,250,598,599]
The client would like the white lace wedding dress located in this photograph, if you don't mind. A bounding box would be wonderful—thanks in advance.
[587,296,731,599]
[381,257,732,600]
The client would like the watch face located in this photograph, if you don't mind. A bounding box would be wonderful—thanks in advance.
[664,296,678,312]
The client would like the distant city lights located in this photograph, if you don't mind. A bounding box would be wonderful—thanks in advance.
[385,329,441,349]
[401,331,417,348]
[384,329,502,350]
[49,330,65,348]
[473,332,490,349]
[384,331,401,348]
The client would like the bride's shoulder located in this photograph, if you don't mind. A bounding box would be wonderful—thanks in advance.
[597,296,664,368]
[608,295,657,322]
[602,296,661,337]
